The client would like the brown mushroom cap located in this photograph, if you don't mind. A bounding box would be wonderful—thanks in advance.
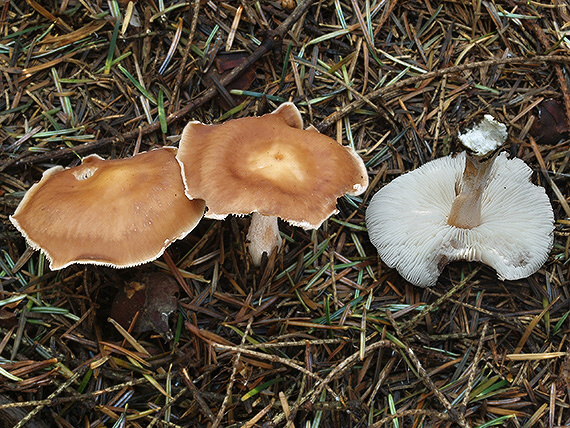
[176,103,368,229]
[10,147,205,270]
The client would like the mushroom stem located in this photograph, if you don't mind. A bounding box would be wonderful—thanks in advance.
[246,212,282,266]
[447,155,493,229]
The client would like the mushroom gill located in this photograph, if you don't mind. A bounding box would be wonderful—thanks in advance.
[365,151,554,287]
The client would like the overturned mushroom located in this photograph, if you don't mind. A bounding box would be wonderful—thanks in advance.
[365,152,554,287]
[176,103,368,265]
[10,147,205,270]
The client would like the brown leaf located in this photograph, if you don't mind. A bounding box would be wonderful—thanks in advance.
[0,308,16,320]
[530,99,569,144]
[110,272,179,340]
[208,51,258,110]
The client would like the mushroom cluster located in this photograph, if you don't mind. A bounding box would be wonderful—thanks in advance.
[365,152,554,287]
[11,103,369,269]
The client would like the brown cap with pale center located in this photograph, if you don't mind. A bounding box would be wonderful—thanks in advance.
[176,103,368,229]
[10,147,205,270]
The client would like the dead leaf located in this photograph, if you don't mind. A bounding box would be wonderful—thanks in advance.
[530,99,569,144]
[110,272,179,340]
[208,51,258,110]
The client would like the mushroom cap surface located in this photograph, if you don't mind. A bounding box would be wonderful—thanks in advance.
[10,147,205,270]
[365,152,554,287]
[176,102,368,229]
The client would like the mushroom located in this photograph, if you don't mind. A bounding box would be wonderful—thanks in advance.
[176,102,369,265]
[365,152,554,287]
[10,147,205,270]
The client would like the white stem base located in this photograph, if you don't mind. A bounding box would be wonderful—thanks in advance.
[246,213,282,266]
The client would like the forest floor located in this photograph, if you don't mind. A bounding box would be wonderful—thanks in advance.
[1,1,570,427]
